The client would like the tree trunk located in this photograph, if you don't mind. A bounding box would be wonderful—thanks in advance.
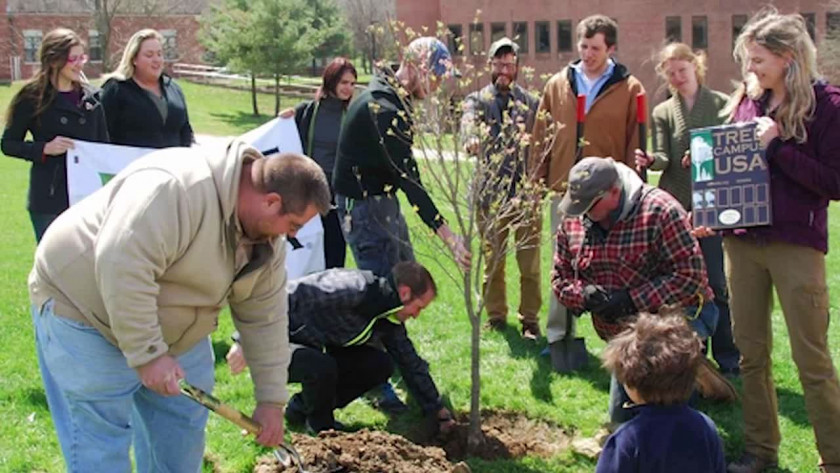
[250,73,259,116]
[466,270,483,453]
[274,73,281,116]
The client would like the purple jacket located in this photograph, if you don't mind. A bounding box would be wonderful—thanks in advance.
[731,82,840,254]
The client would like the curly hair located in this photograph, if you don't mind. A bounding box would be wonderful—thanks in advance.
[601,311,702,405]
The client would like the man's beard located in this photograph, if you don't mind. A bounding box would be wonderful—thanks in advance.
[492,72,516,91]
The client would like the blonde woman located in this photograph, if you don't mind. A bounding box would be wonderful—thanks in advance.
[1,28,108,241]
[634,43,740,379]
[101,29,193,147]
[723,10,840,473]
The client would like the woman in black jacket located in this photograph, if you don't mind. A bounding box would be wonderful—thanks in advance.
[1,28,109,241]
[101,29,193,148]
[282,57,357,268]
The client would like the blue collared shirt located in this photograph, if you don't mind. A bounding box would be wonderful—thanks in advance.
[572,59,615,113]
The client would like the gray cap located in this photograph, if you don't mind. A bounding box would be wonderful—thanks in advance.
[488,37,519,58]
[558,157,619,217]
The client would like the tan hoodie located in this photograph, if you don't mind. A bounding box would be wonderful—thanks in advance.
[29,139,289,405]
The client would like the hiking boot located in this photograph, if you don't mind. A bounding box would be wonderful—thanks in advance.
[727,452,778,473]
[373,382,408,414]
[521,323,541,341]
[284,394,307,426]
[484,318,506,332]
[696,357,738,403]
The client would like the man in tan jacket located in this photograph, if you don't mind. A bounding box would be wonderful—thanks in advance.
[29,140,330,472]
[531,14,646,360]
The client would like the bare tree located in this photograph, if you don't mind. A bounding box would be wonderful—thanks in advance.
[336,0,395,72]
[820,4,840,84]
[362,23,554,452]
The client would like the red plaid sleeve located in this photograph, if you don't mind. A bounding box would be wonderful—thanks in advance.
[627,199,708,311]
[552,225,585,310]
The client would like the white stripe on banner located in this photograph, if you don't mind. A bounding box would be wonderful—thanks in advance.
[65,117,324,279]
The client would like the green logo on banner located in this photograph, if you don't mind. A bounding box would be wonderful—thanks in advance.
[99,173,116,186]
[690,130,715,182]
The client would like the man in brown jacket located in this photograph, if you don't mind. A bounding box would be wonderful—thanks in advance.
[531,14,646,361]
[29,140,331,472]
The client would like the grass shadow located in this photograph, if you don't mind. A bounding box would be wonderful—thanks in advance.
[23,386,48,409]
[211,339,232,366]
[776,386,810,428]
[208,111,271,132]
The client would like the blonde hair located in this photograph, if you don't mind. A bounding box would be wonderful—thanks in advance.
[6,28,85,124]
[103,29,164,81]
[726,8,820,143]
[655,42,707,90]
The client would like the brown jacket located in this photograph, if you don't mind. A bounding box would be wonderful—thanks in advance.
[29,140,290,405]
[531,60,645,192]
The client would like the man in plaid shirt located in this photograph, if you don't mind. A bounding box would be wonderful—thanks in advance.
[227,261,455,434]
[552,157,732,424]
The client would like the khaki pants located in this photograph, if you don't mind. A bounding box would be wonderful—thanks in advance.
[724,237,840,465]
[546,194,572,343]
[479,204,542,326]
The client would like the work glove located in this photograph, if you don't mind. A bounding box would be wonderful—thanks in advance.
[584,286,637,323]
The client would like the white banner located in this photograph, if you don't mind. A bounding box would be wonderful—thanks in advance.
[65,118,324,278]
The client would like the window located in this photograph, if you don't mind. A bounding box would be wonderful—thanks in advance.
[161,29,178,61]
[557,20,573,52]
[490,22,506,42]
[665,16,682,43]
[828,11,840,38]
[447,24,463,56]
[535,21,550,53]
[23,30,42,63]
[732,14,747,51]
[692,15,708,49]
[469,23,484,55]
[801,12,816,40]
[88,30,102,62]
[513,21,528,53]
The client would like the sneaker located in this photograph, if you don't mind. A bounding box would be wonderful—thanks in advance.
[373,382,408,413]
[521,323,541,341]
[484,318,506,332]
[285,394,306,426]
[727,452,778,473]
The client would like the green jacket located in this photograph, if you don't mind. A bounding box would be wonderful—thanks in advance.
[650,86,729,210]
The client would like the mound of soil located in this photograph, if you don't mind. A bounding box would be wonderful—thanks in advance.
[253,411,572,472]
[253,429,460,473]
[438,410,571,461]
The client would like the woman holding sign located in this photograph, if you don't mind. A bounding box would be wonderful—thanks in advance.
[101,29,193,148]
[723,10,840,473]
[280,57,357,269]
[634,43,740,379]
[1,28,109,241]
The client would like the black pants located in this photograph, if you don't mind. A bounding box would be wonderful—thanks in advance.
[288,345,393,431]
[322,209,347,269]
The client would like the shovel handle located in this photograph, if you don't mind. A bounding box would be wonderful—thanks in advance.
[179,380,262,435]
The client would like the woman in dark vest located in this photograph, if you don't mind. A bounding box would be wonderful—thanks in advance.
[2,28,109,241]
[283,57,357,268]
[101,29,193,148]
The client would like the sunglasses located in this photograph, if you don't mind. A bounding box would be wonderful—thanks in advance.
[66,54,89,65]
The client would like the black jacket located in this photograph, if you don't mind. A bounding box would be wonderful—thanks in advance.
[101,74,193,148]
[332,68,444,231]
[287,268,444,414]
[1,85,109,213]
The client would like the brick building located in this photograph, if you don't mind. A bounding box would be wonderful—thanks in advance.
[395,0,839,102]
[1,0,207,82]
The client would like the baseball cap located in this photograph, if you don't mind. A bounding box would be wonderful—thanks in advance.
[488,37,519,58]
[557,157,619,217]
[405,37,461,77]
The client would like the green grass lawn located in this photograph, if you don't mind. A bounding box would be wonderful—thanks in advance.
[0,80,838,472]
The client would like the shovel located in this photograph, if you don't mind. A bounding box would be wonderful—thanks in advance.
[549,310,589,373]
[179,380,310,472]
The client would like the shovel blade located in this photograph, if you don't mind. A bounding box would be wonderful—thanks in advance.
[549,338,589,373]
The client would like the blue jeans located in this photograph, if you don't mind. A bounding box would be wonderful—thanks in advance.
[700,235,740,374]
[29,211,60,243]
[336,194,415,277]
[33,299,214,473]
[609,302,719,424]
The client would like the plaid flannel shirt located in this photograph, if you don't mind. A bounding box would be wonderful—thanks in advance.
[552,186,713,340]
